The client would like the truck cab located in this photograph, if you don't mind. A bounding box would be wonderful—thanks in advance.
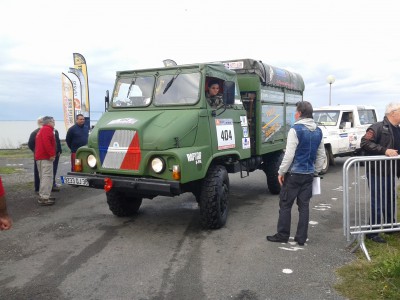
[313,105,378,174]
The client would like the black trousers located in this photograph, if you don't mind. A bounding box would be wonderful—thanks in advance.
[34,156,59,191]
[277,173,313,243]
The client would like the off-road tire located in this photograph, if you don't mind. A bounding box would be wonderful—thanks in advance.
[199,165,229,229]
[263,151,284,195]
[106,190,142,217]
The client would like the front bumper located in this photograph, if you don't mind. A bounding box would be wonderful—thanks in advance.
[65,172,182,197]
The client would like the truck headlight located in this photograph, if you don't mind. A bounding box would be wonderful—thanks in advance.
[151,157,165,173]
[87,154,97,168]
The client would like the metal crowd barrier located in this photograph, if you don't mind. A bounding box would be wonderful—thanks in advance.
[343,156,400,261]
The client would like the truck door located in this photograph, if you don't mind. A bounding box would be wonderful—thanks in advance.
[207,79,251,159]
[338,111,358,152]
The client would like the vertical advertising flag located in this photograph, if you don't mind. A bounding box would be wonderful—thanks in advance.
[61,73,75,130]
[67,69,83,117]
[73,53,90,127]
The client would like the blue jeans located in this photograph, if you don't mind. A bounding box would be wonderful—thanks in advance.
[368,174,396,229]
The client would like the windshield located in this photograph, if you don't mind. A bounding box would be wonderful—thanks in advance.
[112,76,155,107]
[154,72,200,105]
[313,110,339,126]
[358,109,377,125]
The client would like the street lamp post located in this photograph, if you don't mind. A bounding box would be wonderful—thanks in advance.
[326,75,336,106]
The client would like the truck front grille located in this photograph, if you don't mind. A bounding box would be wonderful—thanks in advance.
[98,129,141,170]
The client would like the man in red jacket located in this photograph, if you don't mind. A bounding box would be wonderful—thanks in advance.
[35,116,56,205]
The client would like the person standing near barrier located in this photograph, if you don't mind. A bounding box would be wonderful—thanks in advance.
[267,101,325,246]
[360,102,400,243]
[66,114,89,172]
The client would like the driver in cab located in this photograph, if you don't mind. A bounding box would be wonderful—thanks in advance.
[206,80,223,107]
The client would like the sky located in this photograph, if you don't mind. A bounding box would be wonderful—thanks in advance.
[0,0,399,123]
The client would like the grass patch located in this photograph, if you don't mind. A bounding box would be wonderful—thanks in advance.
[336,203,400,299]
[0,141,70,159]
[0,166,23,174]
[335,233,400,299]
[0,148,33,158]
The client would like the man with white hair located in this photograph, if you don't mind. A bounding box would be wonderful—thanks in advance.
[361,102,400,243]
[29,116,62,193]
[35,116,56,205]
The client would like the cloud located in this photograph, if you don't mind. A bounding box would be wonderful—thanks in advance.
[0,0,399,122]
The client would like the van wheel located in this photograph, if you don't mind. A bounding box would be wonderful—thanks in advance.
[320,147,333,175]
[106,190,142,217]
[199,165,229,229]
[263,150,284,195]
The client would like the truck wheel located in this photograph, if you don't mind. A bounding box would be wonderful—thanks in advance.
[106,190,142,217]
[199,165,229,229]
[320,147,332,175]
[264,151,284,195]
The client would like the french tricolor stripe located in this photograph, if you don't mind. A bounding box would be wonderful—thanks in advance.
[99,130,141,170]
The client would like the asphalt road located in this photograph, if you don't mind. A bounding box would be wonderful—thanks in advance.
[0,157,354,300]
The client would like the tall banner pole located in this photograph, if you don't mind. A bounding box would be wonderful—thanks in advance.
[61,73,75,131]
[67,69,83,119]
[73,53,90,128]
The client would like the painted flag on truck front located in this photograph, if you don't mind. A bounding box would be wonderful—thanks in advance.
[61,73,75,130]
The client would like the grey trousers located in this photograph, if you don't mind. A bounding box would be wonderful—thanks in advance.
[37,160,53,199]
[277,173,313,243]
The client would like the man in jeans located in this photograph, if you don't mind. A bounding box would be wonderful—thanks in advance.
[361,102,400,243]
[267,101,325,246]
[35,116,56,205]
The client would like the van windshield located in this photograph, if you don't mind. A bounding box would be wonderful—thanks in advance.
[154,72,200,105]
[112,76,155,107]
[313,111,339,126]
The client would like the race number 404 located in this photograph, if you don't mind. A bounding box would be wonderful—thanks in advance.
[215,119,236,150]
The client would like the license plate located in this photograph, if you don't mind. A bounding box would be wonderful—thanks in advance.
[64,176,89,186]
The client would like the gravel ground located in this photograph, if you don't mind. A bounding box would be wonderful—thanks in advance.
[1,155,72,222]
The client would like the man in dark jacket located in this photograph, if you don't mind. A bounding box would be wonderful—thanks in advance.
[360,102,400,243]
[29,117,62,192]
[66,114,89,171]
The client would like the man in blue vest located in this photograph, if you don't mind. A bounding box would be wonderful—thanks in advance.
[267,101,325,246]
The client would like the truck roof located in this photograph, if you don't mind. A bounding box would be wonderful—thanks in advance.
[117,62,238,83]
[117,59,304,92]
[221,58,304,92]
[314,104,376,111]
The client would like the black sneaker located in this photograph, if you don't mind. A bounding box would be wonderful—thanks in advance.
[266,234,288,243]
[367,235,386,243]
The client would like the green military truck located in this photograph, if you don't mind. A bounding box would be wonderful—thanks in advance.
[64,59,304,229]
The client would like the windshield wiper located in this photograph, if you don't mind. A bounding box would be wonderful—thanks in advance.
[163,70,181,94]
[126,77,137,97]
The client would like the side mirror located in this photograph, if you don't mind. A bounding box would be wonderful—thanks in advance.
[105,90,109,112]
[223,81,235,105]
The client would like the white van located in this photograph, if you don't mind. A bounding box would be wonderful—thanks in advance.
[313,105,378,174]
